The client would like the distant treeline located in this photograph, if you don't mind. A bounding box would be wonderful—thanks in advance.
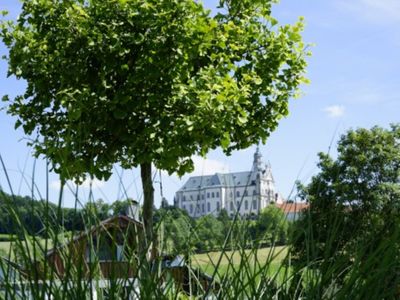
[0,190,132,236]
[0,190,290,252]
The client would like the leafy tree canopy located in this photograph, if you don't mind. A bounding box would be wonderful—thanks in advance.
[291,124,400,288]
[1,0,309,245]
[1,0,308,180]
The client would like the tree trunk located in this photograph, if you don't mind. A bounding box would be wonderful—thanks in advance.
[140,162,155,257]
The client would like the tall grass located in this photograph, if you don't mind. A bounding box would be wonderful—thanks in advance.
[0,155,399,299]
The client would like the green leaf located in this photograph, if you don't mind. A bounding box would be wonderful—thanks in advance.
[14,119,22,129]
[238,116,247,124]
[113,109,127,120]
[221,132,230,149]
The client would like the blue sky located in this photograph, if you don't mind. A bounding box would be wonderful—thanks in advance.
[1,0,399,208]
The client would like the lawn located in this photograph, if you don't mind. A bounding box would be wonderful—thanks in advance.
[192,246,290,280]
[0,241,11,255]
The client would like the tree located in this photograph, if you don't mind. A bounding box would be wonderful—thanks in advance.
[1,0,308,248]
[255,204,288,245]
[291,125,400,295]
[195,214,224,251]
[153,206,193,254]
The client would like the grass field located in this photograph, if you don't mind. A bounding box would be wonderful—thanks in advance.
[192,246,289,280]
[0,241,10,254]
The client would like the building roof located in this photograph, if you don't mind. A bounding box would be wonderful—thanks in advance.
[46,215,143,257]
[178,171,255,191]
[276,202,309,214]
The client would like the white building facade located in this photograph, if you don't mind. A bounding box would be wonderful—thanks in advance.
[174,148,284,218]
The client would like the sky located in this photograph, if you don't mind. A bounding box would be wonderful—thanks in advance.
[0,0,399,208]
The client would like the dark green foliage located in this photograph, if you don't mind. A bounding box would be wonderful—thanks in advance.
[194,215,225,251]
[0,191,138,235]
[155,206,289,253]
[154,206,193,254]
[290,124,400,297]
[254,205,288,245]
[0,190,82,235]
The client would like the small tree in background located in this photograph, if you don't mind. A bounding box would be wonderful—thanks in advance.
[256,205,288,245]
[1,0,308,249]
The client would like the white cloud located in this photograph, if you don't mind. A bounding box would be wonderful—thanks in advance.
[50,178,106,191]
[190,156,230,176]
[324,105,345,118]
[338,0,400,24]
[161,155,230,181]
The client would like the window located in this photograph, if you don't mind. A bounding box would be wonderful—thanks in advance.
[230,192,233,197]
[216,191,220,198]
[202,203,205,213]
[244,190,248,196]
[197,195,200,201]
[183,196,186,202]
[237,201,240,208]
[207,202,211,212]
[216,202,220,211]
[116,245,125,262]
[201,194,205,200]
[190,204,193,214]
[244,200,248,210]
[252,200,257,209]
[253,190,256,196]
[230,201,233,211]
[190,195,193,200]
[183,205,186,211]
[207,192,210,198]
[236,191,240,197]
[212,192,215,198]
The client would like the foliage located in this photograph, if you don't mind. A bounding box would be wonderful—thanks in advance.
[290,124,400,296]
[0,0,309,244]
[0,190,83,235]
[193,214,225,251]
[0,0,308,178]
[154,206,193,254]
[254,204,288,245]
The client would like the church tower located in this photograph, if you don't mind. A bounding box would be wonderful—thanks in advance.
[250,146,283,212]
